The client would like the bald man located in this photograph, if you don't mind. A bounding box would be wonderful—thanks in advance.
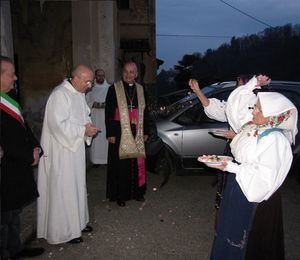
[37,64,98,244]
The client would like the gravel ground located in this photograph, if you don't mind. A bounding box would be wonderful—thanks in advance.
[22,166,300,260]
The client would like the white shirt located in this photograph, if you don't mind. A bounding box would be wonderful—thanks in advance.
[204,76,258,133]
[204,77,294,202]
[226,127,293,202]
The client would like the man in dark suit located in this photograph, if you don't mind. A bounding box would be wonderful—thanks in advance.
[0,56,44,259]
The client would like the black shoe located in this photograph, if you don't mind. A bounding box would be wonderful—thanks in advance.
[11,247,45,259]
[67,237,83,244]
[92,164,100,168]
[136,195,145,202]
[82,225,93,233]
[117,200,126,207]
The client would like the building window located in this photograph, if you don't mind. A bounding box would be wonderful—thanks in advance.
[117,0,130,10]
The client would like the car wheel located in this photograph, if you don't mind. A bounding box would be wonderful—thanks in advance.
[156,145,177,187]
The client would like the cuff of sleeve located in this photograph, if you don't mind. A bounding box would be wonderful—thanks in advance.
[85,136,92,146]
[224,161,240,174]
[204,98,225,112]
[80,125,86,138]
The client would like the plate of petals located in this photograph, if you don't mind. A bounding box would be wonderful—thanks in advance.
[209,129,228,137]
[198,155,233,167]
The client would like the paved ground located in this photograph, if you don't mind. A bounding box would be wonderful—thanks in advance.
[22,166,300,260]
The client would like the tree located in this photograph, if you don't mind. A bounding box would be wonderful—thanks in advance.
[156,23,300,96]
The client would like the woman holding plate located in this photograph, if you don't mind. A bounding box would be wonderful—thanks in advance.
[189,75,270,231]
[209,91,298,260]
[189,76,269,205]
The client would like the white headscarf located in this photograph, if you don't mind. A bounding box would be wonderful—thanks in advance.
[258,92,298,144]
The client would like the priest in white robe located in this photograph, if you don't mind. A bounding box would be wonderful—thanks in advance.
[86,69,110,166]
[37,65,98,245]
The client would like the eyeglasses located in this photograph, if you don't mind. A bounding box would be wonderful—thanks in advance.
[85,80,92,85]
[79,77,92,85]
[249,104,262,113]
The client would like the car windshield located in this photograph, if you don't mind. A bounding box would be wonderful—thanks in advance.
[156,85,216,118]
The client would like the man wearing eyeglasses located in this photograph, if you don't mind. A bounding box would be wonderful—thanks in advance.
[37,64,98,245]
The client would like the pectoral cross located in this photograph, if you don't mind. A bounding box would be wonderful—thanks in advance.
[125,86,136,112]
[128,102,134,111]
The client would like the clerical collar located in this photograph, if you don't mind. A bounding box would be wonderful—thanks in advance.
[122,80,135,88]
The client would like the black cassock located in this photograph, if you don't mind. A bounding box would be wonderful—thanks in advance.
[105,81,150,201]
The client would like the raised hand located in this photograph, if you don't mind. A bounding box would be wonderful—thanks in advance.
[256,75,271,88]
[188,79,201,93]
[188,79,210,107]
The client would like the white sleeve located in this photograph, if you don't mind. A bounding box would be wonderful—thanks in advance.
[84,99,92,146]
[46,91,85,152]
[225,133,293,202]
[225,76,258,133]
[204,98,227,122]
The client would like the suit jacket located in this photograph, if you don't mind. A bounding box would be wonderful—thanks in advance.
[0,99,41,211]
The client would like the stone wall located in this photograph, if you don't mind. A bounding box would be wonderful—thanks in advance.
[118,0,156,85]
[10,0,157,138]
[0,0,14,59]
[11,0,73,137]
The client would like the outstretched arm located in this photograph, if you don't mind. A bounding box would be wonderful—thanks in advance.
[189,79,227,122]
[188,79,210,107]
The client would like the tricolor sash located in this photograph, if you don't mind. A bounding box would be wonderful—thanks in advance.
[0,92,25,125]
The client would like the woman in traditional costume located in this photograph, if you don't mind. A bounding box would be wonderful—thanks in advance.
[209,91,298,260]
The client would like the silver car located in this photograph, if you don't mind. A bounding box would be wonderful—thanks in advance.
[147,81,300,178]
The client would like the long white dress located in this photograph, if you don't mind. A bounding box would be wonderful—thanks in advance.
[86,80,109,164]
[37,79,91,244]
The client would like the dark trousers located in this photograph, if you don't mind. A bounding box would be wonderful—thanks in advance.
[1,209,23,259]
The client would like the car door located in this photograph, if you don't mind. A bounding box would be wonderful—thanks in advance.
[176,88,233,168]
[174,103,228,168]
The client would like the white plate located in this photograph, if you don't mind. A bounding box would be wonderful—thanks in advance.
[209,129,228,137]
[198,155,233,167]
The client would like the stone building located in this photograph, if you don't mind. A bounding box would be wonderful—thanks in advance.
[1,0,156,137]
